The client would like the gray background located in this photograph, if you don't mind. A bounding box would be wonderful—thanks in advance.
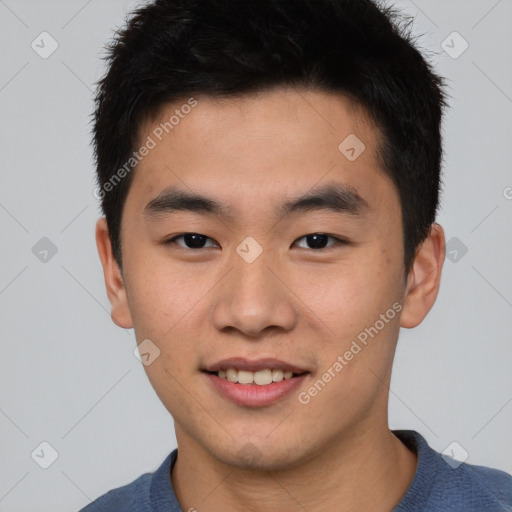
[0,0,511,510]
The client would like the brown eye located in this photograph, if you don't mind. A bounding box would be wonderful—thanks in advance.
[165,233,218,249]
[293,233,345,250]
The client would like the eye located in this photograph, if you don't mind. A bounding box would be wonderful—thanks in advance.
[164,232,347,251]
[293,233,346,250]
[164,233,218,249]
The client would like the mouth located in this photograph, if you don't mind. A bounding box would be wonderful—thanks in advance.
[202,358,310,407]
[203,368,308,385]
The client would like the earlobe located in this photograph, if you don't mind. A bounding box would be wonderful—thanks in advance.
[95,217,134,329]
[400,223,446,329]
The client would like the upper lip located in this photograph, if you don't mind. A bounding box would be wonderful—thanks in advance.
[203,357,309,374]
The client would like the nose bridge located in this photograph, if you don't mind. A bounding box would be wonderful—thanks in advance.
[233,251,275,304]
[211,245,297,337]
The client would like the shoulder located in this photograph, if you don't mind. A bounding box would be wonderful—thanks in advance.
[78,451,177,512]
[79,473,151,511]
[394,430,512,512]
[449,460,512,511]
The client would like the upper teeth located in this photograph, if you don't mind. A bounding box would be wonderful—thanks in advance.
[218,368,294,385]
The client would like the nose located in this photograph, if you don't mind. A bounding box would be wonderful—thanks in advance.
[211,249,298,339]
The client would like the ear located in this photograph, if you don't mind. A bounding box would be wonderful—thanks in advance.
[95,217,133,329]
[400,223,445,328]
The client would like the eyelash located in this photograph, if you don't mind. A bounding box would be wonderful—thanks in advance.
[163,233,348,251]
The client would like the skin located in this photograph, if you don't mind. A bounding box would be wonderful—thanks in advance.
[96,87,445,511]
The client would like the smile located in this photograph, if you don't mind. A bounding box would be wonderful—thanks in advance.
[213,368,303,385]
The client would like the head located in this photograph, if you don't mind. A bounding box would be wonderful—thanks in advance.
[94,0,446,470]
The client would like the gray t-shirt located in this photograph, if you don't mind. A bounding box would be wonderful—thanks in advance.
[80,430,512,511]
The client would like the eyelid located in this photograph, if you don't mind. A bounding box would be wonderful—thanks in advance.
[292,234,348,250]
[164,233,219,248]
[164,232,349,250]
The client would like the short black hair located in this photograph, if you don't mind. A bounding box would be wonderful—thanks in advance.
[92,0,447,273]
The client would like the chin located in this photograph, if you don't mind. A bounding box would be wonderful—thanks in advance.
[209,439,308,472]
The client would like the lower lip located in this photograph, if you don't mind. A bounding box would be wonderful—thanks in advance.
[204,373,308,407]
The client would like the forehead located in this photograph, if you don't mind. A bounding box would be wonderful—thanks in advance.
[126,88,397,218]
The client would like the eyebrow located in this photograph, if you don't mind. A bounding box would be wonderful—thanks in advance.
[143,181,369,220]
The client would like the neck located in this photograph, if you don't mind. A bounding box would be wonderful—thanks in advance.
[171,421,417,512]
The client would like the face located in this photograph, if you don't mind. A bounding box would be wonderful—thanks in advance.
[97,87,444,471]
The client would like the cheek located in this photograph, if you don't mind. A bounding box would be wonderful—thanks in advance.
[124,250,214,372]
[124,250,205,335]
[289,254,400,341]
[128,266,206,410]
[292,250,403,400]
